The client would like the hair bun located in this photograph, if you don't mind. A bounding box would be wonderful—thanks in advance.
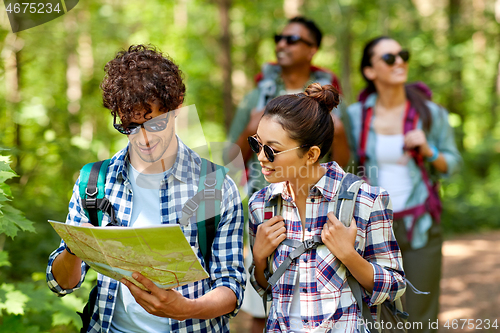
[304,83,340,111]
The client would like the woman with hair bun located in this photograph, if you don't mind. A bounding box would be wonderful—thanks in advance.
[248,83,406,332]
[347,37,461,333]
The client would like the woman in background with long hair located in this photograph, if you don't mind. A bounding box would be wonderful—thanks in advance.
[347,36,461,332]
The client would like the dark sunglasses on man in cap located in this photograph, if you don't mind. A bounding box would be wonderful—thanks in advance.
[274,34,315,47]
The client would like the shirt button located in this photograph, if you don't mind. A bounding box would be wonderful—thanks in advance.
[302,288,307,293]
[307,227,311,232]
[303,258,307,263]
[310,198,315,203]
[304,319,309,323]
[108,295,113,300]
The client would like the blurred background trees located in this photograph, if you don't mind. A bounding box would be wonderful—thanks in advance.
[0,0,499,331]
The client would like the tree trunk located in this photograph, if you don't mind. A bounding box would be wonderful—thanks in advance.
[448,0,465,151]
[0,234,5,252]
[492,60,500,131]
[4,34,23,176]
[338,4,353,104]
[218,0,233,131]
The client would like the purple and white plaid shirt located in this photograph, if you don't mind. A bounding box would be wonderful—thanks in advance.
[47,138,246,333]
[249,162,405,333]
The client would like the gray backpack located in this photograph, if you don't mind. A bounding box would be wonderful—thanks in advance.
[257,173,410,333]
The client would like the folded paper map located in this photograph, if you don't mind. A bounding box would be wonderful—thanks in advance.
[49,220,209,291]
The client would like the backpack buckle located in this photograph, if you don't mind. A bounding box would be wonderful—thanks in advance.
[98,198,111,213]
[83,198,97,209]
[303,238,318,250]
[204,189,216,200]
[86,188,98,197]
[182,199,199,216]
[204,177,217,188]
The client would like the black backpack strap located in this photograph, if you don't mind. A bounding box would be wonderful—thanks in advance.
[201,160,218,267]
[83,161,104,226]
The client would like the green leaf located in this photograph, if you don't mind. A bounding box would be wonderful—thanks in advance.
[0,160,15,184]
[0,283,29,315]
[0,171,16,184]
[0,158,13,171]
[0,190,10,202]
[0,204,36,238]
[0,182,13,198]
[0,251,11,267]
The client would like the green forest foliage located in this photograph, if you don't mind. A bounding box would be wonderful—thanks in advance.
[0,0,499,330]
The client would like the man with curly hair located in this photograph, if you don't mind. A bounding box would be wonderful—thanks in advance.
[47,44,246,333]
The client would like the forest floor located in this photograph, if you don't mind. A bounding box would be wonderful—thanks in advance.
[230,230,500,332]
[438,230,500,332]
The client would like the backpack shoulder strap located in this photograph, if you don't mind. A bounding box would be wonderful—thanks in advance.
[403,100,418,135]
[79,159,114,226]
[358,103,373,167]
[333,173,365,227]
[179,158,227,268]
[333,173,377,331]
[348,274,379,332]
[263,195,282,276]
[339,174,410,332]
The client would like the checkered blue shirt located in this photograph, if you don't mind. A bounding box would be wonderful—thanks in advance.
[47,138,246,333]
[248,162,405,333]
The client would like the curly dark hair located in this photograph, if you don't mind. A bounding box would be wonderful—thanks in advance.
[101,44,185,127]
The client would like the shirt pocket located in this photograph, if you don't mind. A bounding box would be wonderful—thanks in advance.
[315,245,344,295]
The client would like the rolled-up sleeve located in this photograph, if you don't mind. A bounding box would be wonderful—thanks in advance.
[210,175,246,317]
[428,103,462,177]
[362,191,406,306]
[46,179,90,296]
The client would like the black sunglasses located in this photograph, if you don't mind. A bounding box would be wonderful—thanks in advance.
[274,34,314,47]
[113,112,171,135]
[379,50,410,65]
[247,135,309,163]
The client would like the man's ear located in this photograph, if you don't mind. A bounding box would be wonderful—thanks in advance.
[363,66,376,81]
[306,146,321,165]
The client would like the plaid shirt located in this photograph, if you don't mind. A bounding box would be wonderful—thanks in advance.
[249,162,405,333]
[47,138,246,333]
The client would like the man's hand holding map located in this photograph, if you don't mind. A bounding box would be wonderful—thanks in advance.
[49,221,209,291]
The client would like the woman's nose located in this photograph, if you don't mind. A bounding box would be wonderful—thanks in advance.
[257,147,269,162]
[395,54,405,65]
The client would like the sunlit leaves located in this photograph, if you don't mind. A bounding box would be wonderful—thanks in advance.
[0,284,29,315]
[0,251,10,268]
